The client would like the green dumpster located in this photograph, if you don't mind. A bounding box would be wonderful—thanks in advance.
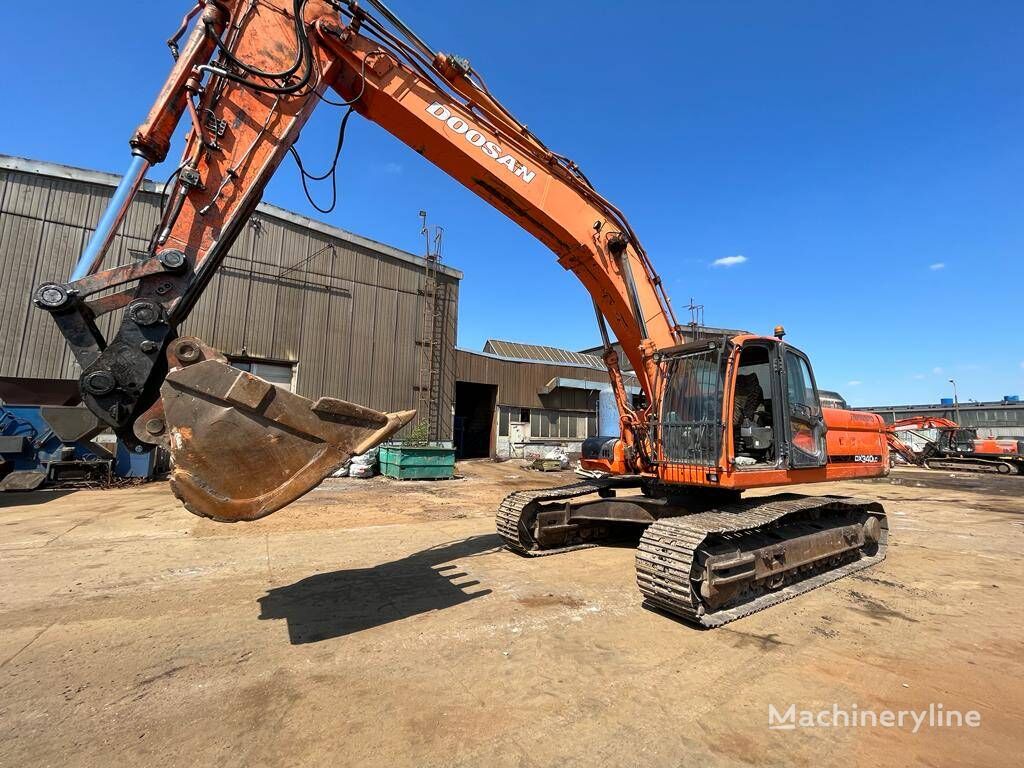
[379,445,455,480]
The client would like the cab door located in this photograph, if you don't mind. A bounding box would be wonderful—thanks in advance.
[781,347,828,468]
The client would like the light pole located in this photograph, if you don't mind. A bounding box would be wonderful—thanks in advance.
[948,378,961,424]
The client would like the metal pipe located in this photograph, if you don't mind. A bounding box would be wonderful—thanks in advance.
[618,253,649,340]
[593,300,611,351]
[71,155,150,281]
[949,378,961,424]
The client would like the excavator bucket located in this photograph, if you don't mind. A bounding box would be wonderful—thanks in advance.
[147,338,415,522]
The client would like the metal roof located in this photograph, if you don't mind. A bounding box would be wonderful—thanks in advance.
[539,376,641,396]
[483,340,604,368]
[0,154,463,280]
[818,389,849,406]
[859,399,1022,412]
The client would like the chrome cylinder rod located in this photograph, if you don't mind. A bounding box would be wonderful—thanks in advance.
[70,154,150,281]
[593,300,612,351]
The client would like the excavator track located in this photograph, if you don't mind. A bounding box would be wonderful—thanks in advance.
[923,457,1019,475]
[636,495,887,628]
[496,481,605,556]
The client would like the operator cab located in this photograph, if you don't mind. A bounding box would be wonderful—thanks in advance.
[729,336,827,470]
[732,345,775,467]
[655,334,828,474]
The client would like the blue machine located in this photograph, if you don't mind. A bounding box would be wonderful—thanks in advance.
[115,441,159,478]
[0,403,113,490]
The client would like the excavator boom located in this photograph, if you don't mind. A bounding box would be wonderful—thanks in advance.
[36,0,677,520]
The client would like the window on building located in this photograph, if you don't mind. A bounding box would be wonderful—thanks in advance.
[518,408,530,423]
[525,409,599,440]
[230,359,296,392]
[498,407,510,437]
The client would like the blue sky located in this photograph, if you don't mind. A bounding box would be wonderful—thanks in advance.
[2,1,1021,406]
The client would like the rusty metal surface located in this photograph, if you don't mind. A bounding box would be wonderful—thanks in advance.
[156,337,414,522]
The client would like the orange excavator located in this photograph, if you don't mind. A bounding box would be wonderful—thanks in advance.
[34,0,893,626]
[887,417,1023,475]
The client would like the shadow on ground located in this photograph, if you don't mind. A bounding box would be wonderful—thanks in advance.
[258,534,500,644]
[0,489,76,507]
[873,471,1023,496]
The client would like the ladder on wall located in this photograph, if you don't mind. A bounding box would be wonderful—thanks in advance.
[415,212,446,444]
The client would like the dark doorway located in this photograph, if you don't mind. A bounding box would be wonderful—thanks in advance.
[454,381,497,459]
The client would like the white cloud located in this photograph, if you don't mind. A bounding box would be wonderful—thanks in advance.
[712,255,747,268]
[912,373,926,380]
[381,161,403,175]
[932,367,944,375]
[929,262,945,271]
[847,380,862,387]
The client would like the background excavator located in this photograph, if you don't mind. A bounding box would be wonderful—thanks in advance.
[887,417,1024,475]
[34,0,892,627]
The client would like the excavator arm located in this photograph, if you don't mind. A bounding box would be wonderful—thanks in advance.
[35,0,681,521]
[885,416,959,466]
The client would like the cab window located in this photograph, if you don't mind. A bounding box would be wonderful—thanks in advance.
[785,352,820,418]
[785,352,822,458]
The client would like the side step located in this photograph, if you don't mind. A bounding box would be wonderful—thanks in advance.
[636,494,887,628]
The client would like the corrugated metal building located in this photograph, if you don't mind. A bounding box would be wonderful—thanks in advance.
[0,155,461,440]
[453,332,750,461]
[860,399,1024,439]
[453,341,641,460]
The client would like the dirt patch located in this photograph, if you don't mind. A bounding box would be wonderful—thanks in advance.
[1,460,1021,767]
[516,594,586,609]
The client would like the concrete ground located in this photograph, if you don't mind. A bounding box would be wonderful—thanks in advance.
[1,461,1021,767]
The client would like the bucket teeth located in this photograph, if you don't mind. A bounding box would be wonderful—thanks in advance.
[158,347,414,522]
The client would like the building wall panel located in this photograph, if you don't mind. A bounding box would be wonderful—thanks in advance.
[0,158,462,445]
[344,281,378,408]
[269,226,315,360]
[1,172,52,218]
[454,349,613,410]
[19,222,86,379]
[369,290,399,413]
[391,289,419,413]
[239,219,286,359]
[319,278,356,402]
[0,213,45,376]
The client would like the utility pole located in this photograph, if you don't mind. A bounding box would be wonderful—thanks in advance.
[948,378,961,424]
[686,297,704,341]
